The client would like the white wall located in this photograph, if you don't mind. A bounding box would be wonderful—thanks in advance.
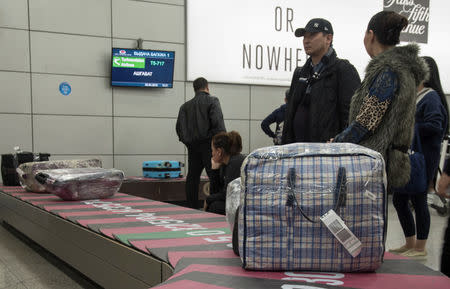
[187,0,450,92]
[0,0,284,179]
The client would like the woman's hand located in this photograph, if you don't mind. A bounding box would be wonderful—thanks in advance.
[211,157,221,170]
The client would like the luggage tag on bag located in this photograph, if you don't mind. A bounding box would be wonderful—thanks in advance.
[320,209,362,257]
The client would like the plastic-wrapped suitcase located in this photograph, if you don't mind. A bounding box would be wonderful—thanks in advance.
[226,177,241,233]
[35,168,124,201]
[17,159,102,193]
[142,160,183,178]
[238,143,387,272]
[226,177,242,256]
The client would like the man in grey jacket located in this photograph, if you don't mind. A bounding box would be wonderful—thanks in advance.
[176,77,226,209]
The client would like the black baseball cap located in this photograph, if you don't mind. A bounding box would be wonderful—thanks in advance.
[295,18,334,37]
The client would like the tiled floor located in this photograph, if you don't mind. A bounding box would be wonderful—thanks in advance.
[0,224,101,289]
[0,196,448,289]
[385,194,448,271]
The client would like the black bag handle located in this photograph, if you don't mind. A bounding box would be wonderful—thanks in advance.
[35,172,50,184]
[286,167,347,223]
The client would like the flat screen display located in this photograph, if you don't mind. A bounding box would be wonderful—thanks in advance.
[111,48,175,88]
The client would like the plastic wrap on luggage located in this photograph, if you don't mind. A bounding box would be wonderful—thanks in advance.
[17,159,102,193]
[239,142,387,272]
[35,168,124,201]
[225,177,241,232]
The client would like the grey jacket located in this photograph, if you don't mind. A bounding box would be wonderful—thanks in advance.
[349,44,428,187]
[176,91,226,145]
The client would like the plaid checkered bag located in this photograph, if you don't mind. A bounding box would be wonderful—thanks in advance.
[238,143,387,272]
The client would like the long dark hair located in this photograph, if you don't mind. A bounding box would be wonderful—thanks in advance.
[422,56,449,134]
[367,11,408,46]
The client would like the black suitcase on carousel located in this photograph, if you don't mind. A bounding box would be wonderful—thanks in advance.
[1,152,50,185]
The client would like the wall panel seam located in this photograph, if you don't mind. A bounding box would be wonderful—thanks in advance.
[30,29,111,39]
[1,31,184,46]
[48,154,115,156]
[114,154,185,156]
[0,70,30,74]
[27,0,34,151]
[0,112,32,116]
[248,86,252,153]
[111,0,115,167]
[129,0,184,7]
[32,114,113,117]
[30,72,108,79]
[113,36,184,45]
[0,26,28,32]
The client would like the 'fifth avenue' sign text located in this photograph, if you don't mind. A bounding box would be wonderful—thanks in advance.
[384,0,430,43]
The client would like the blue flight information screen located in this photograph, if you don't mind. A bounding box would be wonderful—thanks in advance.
[111,48,175,88]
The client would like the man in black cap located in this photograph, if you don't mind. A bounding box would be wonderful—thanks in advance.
[282,18,361,144]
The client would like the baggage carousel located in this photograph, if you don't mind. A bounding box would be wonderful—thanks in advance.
[0,186,448,289]
[119,176,210,203]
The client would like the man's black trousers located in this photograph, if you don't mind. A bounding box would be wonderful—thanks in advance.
[186,142,212,209]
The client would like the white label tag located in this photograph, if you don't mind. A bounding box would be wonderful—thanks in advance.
[320,209,362,257]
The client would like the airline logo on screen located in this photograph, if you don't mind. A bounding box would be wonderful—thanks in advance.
[112,57,145,68]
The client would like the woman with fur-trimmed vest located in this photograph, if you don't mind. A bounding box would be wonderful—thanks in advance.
[333,11,428,188]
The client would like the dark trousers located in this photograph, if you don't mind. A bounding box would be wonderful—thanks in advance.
[393,191,430,240]
[186,142,212,209]
[442,216,450,277]
[206,200,225,215]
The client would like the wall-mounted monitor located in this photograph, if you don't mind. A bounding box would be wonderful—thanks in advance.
[111,48,175,88]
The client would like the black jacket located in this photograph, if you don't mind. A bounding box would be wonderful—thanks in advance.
[176,91,226,145]
[207,153,246,205]
[261,104,287,138]
[282,50,361,144]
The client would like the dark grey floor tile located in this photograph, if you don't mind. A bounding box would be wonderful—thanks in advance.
[0,281,28,289]
[0,261,21,288]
